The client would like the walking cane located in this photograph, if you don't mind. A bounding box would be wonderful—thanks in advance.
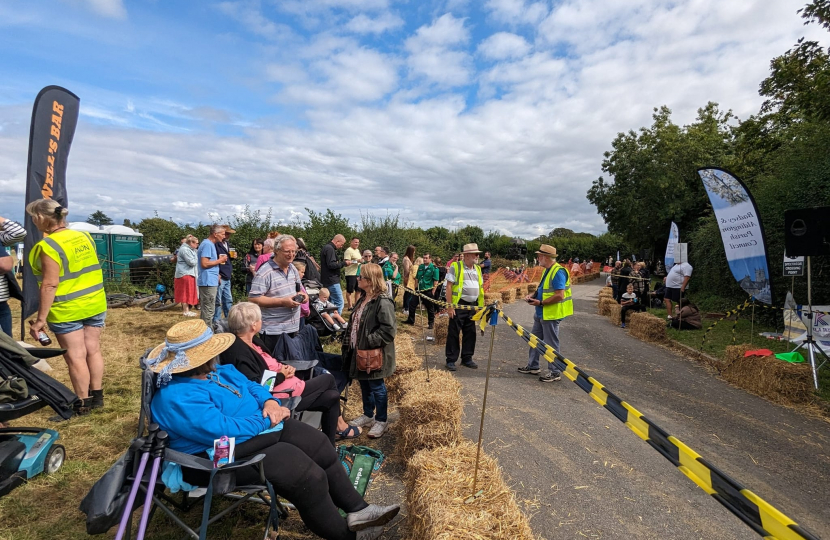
[135,430,169,540]
[114,424,158,540]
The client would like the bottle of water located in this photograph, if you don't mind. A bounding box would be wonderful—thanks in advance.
[214,436,230,468]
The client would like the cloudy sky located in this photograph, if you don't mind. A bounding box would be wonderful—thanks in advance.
[0,0,823,238]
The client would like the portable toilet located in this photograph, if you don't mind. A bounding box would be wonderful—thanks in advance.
[68,223,111,278]
[105,225,144,280]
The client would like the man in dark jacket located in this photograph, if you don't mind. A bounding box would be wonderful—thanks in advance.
[320,234,352,314]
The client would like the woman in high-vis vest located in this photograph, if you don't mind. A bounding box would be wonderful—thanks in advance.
[26,199,107,416]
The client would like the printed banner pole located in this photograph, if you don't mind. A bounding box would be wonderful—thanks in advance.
[696,168,773,305]
[665,221,679,269]
[20,86,80,337]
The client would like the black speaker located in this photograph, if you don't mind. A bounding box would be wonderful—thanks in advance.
[784,208,830,257]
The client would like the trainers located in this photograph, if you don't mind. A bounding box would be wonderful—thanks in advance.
[620,323,626,328]
[518,366,540,375]
[347,504,400,531]
[539,371,562,383]
[349,414,375,428]
[446,362,457,371]
[461,360,478,369]
[367,420,388,439]
[341,322,348,329]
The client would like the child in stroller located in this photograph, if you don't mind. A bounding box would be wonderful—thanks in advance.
[313,288,349,331]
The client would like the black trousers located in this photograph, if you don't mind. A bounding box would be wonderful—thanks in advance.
[445,300,477,364]
[295,373,341,446]
[407,290,435,326]
[184,419,367,540]
[670,319,698,330]
[620,304,645,323]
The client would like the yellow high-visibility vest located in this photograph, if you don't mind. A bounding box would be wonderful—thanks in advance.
[541,262,572,321]
[450,260,484,307]
[29,229,106,323]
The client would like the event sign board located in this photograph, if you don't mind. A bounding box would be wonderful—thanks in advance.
[665,221,679,268]
[21,86,80,325]
[783,252,804,277]
[697,167,773,304]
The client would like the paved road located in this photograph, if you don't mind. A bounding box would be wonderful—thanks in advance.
[419,281,830,540]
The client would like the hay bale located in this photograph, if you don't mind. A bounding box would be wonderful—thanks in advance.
[606,303,621,326]
[500,288,515,304]
[514,286,526,299]
[405,441,534,540]
[598,287,613,298]
[484,293,501,307]
[386,336,422,401]
[397,370,463,457]
[628,312,666,343]
[598,297,616,316]
[433,314,449,345]
[526,283,538,295]
[721,346,816,405]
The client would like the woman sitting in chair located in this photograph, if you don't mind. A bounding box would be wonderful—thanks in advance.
[219,302,359,443]
[149,319,398,540]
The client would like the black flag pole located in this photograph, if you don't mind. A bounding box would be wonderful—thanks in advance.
[20,86,80,339]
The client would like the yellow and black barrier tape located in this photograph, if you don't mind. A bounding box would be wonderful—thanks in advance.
[404,284,818,539]
[494,310,820,540]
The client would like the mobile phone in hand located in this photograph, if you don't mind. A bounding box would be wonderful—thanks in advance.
[292,294,305,303]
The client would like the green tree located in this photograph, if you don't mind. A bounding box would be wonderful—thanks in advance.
[87,210,113,227]
[136,214,185,251]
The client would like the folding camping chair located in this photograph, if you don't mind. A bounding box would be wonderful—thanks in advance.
[118,353,291,540]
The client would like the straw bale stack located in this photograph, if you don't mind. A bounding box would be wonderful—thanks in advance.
[484,293,501,307]
[628,312,666,343]
[500,288,515,304]
[598,287,613,298]
[526,283,538,295]
[397,370,463,458]
[606,303,622,326]
[405,441,535,540]
[386,336,421,401]
[721,345,816,406]
[514,285,526,299]
[433,314,449,345]
[598,297,616,317]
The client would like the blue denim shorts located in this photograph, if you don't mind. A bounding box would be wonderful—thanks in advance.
[47,311,107,335]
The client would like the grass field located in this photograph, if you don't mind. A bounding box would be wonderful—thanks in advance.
[0,297,413,540]
[644,306,830,403]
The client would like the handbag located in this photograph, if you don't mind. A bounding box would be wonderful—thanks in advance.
[356,348,383,374]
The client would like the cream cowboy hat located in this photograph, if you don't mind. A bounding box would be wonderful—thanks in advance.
[461,243,482,254]
[146,320,235,378]
[535,244,558,258]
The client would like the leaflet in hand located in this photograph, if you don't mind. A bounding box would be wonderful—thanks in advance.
[260,369,279,391]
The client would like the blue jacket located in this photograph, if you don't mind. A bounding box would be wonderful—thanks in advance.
[151,364,280,454]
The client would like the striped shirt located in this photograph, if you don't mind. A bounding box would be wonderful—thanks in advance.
[249,260,302,335]
[446,263,480,302]
[0,220,25,303]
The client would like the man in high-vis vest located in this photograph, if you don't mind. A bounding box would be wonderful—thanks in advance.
[519,244,572,383]
[444,243,484,372]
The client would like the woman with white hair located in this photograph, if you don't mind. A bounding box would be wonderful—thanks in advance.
[174,234,199,317]
[25,198,107,416]
[220,302,360,443]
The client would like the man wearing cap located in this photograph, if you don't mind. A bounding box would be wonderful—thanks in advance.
[444,243,484,371]
[214,225,236,323]
[519,244,572,383]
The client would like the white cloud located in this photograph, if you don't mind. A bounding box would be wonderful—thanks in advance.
[172,202,203,209]
[80,0,126,19]
[478,32,531,60]
[485,0,548,26]
[344,12,404,34]
[405,14,472,87]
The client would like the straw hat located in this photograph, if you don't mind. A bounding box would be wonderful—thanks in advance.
[461,243,482,254]
[146,320,235,376]
[535,244,558,258]
[222,224,236,234]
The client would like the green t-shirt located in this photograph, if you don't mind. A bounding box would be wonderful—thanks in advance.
[415,263,439,291]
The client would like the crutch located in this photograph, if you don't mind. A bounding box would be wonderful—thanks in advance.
[115,424,158,540]
[135,430,169,540]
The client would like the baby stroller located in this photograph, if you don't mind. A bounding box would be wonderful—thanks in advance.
[0,336,76,498]
[303,279,346,341]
